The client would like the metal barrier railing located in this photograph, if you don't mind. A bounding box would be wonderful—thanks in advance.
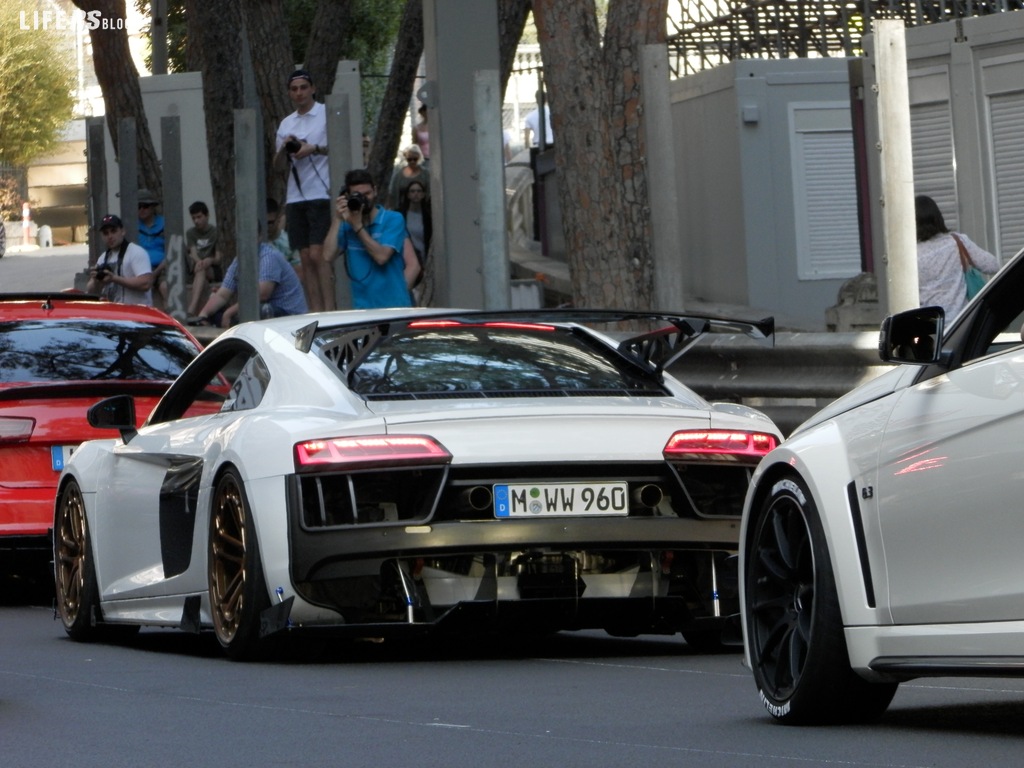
[670,330,893,435]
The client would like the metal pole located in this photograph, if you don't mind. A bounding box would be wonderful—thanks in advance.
[151,0,168,75]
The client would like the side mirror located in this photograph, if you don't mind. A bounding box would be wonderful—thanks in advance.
[87,395,138,443]
[878,306,944,365]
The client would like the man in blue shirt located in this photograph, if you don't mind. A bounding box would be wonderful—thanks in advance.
[324,168,420,309]
[137,188,168,309]
[191,241,308,327]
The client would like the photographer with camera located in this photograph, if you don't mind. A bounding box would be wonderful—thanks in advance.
[323,168,420,309]
[275,69,333,313]
[86,214,154,305]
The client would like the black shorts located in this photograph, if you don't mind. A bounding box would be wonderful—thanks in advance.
[285,199,331,251]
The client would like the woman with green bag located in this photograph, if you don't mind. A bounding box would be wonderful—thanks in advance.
[916,194,1000,321]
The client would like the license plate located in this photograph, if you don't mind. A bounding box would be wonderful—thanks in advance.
[494,482,628,518]
[51,445,77,471]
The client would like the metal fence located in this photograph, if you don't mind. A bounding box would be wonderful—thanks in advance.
[667,0,1024,76]
[0,164,28,222]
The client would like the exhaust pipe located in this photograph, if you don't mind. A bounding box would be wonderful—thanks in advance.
[458,485,493,512]
[631,483,663,509]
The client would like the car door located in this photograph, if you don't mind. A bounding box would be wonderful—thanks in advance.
[876,349,1024,624]
[92,341,266,601]
[876,260,1024,625]
[92,415,223,600]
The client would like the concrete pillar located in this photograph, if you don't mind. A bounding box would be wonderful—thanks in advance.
[234,109,260,322]
[422,0,502,308]
[873,20,918,315]
[641,44,684,312]
[161,116,187,319]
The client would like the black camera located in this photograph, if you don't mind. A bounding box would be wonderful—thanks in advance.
[346,191,370,214]
[94,265,111,279]
[284,138,302,154]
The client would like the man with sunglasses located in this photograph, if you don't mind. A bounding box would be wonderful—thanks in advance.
[137,188,169,310]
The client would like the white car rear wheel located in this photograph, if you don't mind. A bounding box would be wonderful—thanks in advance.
[208,468,271,660]
[745,475,897,724]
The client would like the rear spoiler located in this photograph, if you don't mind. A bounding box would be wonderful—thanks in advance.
[613,313,774,375]
[296,308,774,380]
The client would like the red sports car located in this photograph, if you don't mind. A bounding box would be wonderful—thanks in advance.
[0,294,211,574]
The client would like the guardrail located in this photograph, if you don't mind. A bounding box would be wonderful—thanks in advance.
[671,330,894,436]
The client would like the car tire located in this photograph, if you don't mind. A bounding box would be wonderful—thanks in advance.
[745,475,897,724]
[208,468,272,661]
[54,480,128,641]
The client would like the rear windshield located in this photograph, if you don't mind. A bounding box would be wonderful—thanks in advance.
[0,319,199,383]
[318,324,666,397]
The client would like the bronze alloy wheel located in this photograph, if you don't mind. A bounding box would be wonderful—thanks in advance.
[208,468,272,660]
[209,471,249,645]
[55,481,88,632]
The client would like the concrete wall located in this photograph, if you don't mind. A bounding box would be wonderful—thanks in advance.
[99,72,214,232]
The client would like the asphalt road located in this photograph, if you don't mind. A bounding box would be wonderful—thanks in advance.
[0,244,90,293]
[2,599,1023,768]
[3,246,1024,765]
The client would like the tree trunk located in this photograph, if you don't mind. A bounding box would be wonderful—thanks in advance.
[185,0,245,267]
[532,0,665,310]
[245,0,295,207]
[367,0,424,191]
[71,0,162,197]
[303,0,354,98]
[497,0,532,100]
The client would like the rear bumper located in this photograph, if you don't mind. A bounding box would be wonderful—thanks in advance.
[0,486,56,540]
[286,514,741,635]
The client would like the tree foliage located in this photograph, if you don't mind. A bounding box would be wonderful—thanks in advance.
[0,4,76,169]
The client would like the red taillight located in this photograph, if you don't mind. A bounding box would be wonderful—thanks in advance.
[294,434,452,472]
[0,417,35,444]
[663,429,777,462]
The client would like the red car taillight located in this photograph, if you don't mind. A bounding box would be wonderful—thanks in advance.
[663,429,777,463]
[294,435,452,473]
[0,417,35,444]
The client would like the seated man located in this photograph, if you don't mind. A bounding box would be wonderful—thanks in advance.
[191,240,308,327]
[185,200,222,316]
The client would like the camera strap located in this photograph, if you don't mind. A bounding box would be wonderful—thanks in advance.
[102,239,129,275]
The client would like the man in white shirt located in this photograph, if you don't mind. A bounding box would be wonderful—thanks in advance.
[275,69,334,312]
[86,214,154,305]
[523,101,554,148]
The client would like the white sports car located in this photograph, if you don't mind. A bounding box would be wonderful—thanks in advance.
[54,308,781,660]
[740,248,1024,724]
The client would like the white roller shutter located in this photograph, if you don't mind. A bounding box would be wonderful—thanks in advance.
[910,101,957,231]
[790,103,860,280]
[988,93,1024,259]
